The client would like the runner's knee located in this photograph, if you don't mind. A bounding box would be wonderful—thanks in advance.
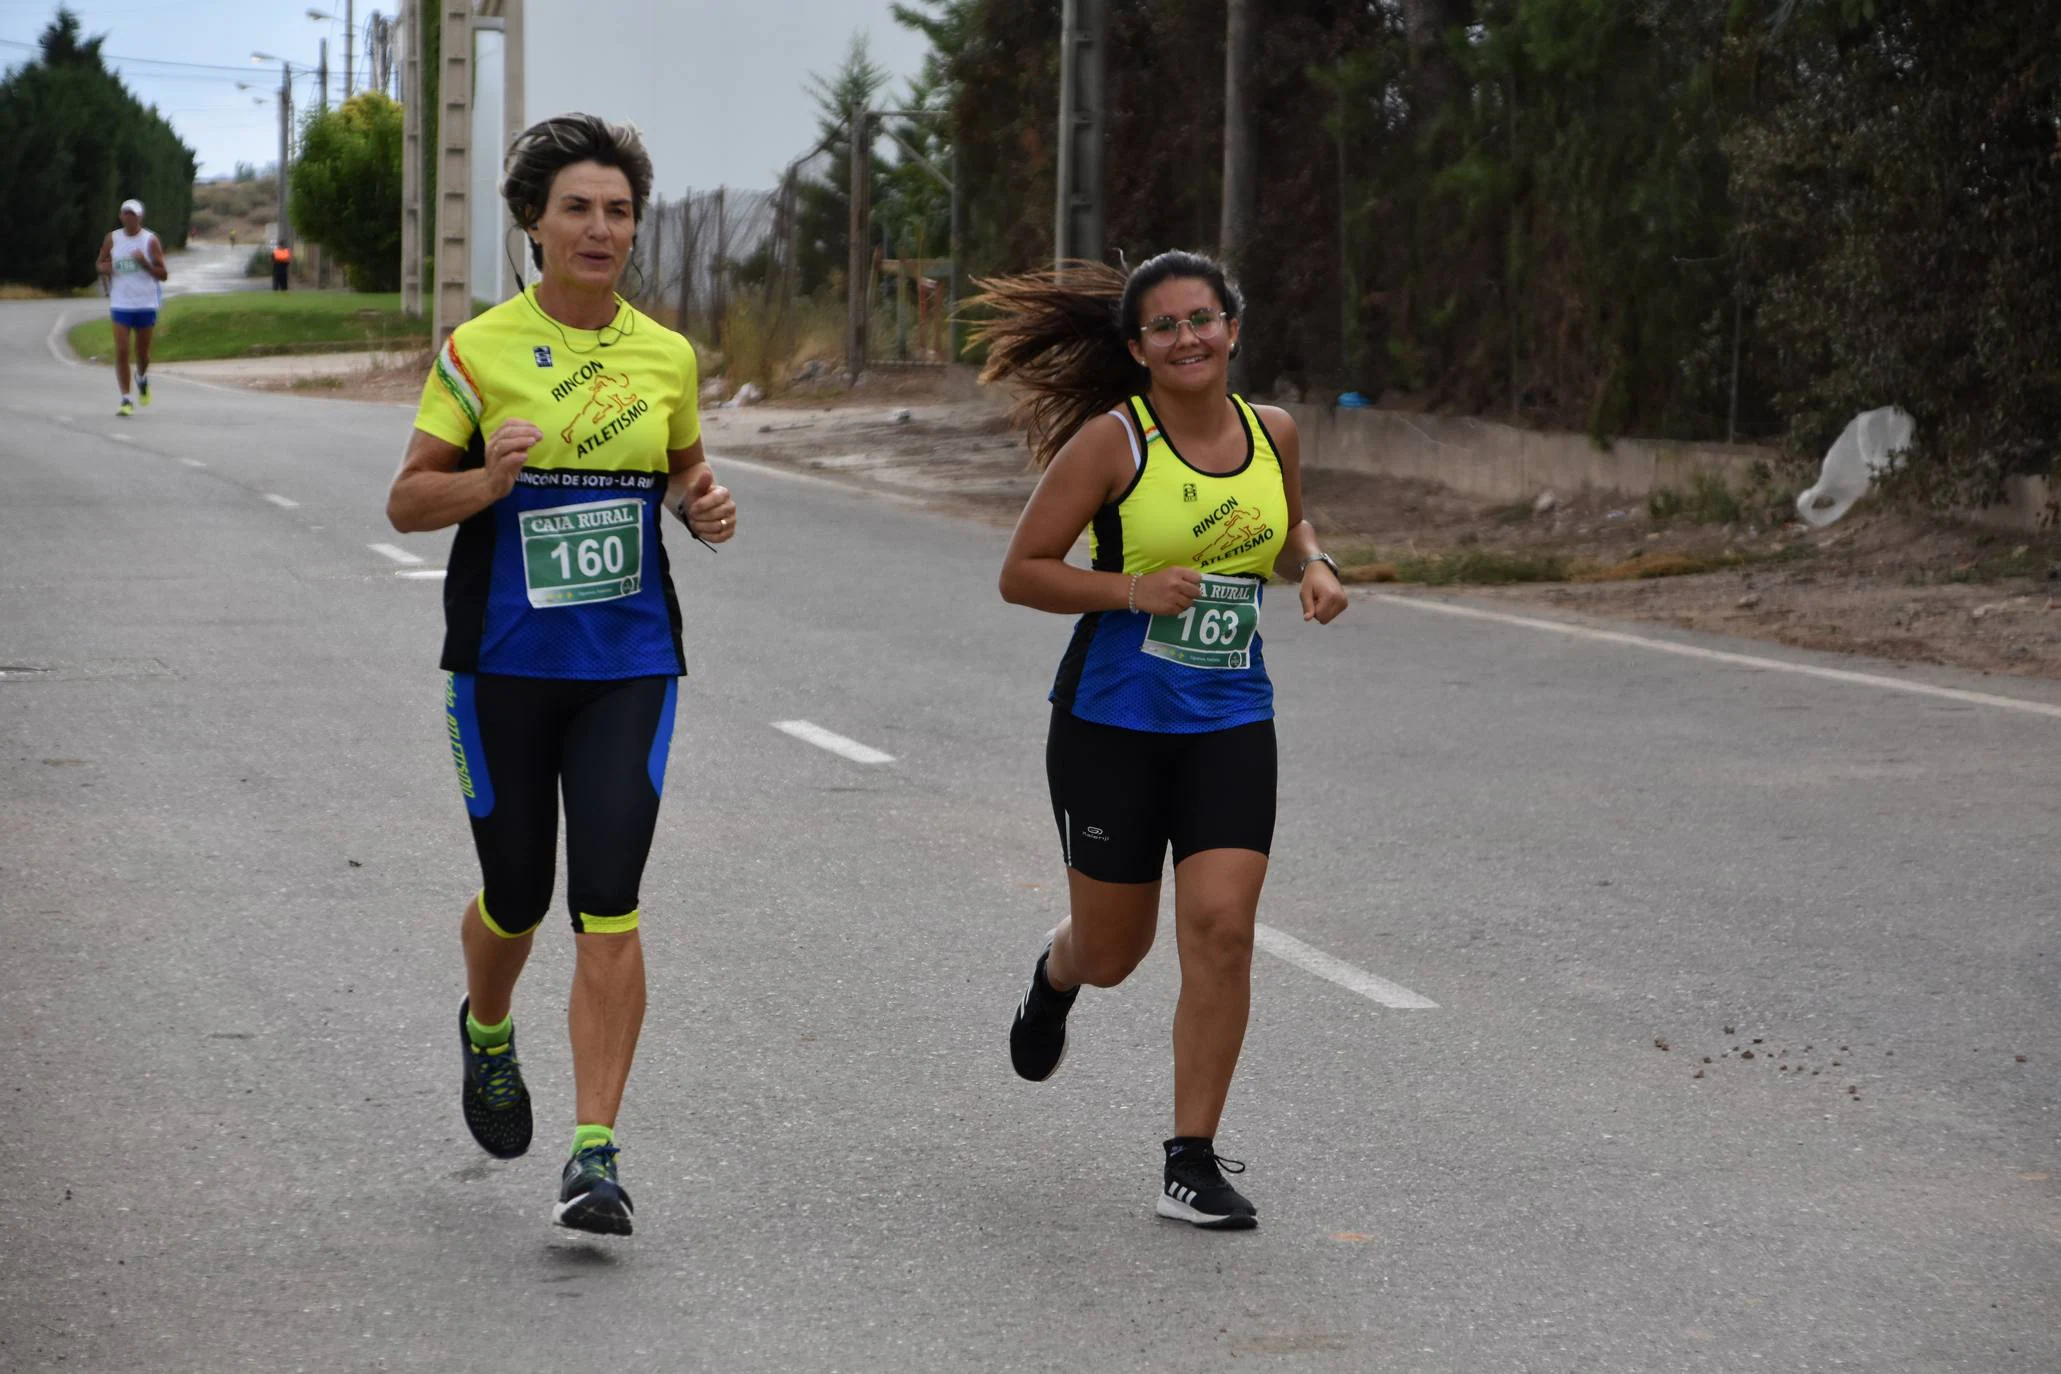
[476,887,548,939]
[1179,903,1255,972]
[570,902,640,935]
[1069,925,1154,987]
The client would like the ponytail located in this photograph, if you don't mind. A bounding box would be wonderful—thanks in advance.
[966,252,1245,470]
[967,262,1140,470]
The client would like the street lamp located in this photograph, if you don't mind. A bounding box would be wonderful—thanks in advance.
[306,5,353,100]
[306,11,336,108]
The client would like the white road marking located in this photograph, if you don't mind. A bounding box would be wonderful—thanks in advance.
[715,454,938,511]
[45,309,81,367]
[394,569,446,580]
[179,458,206,468]
[1253,924,1439,1009]
[107,432,133,443]
[1375,593,2061,720]
[368,543,425,566]
[772,719,896,765]
[263,493,300,509]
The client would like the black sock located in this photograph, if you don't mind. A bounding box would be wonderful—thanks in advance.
[1035,948,1079,1002]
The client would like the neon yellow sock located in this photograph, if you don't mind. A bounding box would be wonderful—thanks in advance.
[465,1010,512,1049]
[572,1123,615,1156]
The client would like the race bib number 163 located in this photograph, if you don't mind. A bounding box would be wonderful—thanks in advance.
[1140,572,1260,670]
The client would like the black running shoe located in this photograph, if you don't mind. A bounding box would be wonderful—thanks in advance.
[1155,1137,1258,1230]
[1009,941,1079,1082]
[458,997,532,1159]
[554,1144,634,1235]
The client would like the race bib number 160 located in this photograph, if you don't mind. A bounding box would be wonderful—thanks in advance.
[519,498,644,608]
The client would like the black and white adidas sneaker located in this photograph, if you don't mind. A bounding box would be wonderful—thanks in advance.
[1155,1137,1257,1230]
[1009,940,1079,1082]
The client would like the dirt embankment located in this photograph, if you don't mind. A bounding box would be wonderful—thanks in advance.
[273,361,2061,680]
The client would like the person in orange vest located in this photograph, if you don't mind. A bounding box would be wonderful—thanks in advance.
[271,242,292,292]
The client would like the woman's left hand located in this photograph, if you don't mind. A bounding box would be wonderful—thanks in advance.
[1301,563,1348,624]
[680,467,736,544]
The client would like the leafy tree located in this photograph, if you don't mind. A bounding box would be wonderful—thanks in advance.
[290,91,405,291]
[0,7,196,290]
[793,34,892,296]
[233,160,257,182]
[1731,0,2061,504]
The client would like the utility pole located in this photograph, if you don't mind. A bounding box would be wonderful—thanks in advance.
[317,39,329,112]
[276,62,293,250]
[948,140,963,360]
[1053,0,1106,267]
[1220,0,1256,390]
[344,0,355,97]
[400,0,421,317]
[432,0,472,348]
[846,104,870,384]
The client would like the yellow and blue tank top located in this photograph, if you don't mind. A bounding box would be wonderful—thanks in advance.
[1050,394,1289,733]
[412,287,701,679]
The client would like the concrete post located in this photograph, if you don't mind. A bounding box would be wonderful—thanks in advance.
[846,106,869,383]
[431,0,472,348]
[1054,0,1106,266]
[400,0,422,317]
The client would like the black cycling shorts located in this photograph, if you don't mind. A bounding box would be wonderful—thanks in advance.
[1045,705,1277,884]
[443,672,677,936]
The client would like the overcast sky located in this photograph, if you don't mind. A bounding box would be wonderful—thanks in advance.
[0,0,937,185]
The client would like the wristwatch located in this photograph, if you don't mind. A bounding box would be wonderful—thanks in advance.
[1298,552,1341,580]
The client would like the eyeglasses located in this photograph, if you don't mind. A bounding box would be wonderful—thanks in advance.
[1139,308,1227,344]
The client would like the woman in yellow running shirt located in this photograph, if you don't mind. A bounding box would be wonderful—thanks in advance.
[976,252,1348,1229]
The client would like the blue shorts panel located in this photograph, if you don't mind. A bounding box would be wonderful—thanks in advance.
[110,308,158,330]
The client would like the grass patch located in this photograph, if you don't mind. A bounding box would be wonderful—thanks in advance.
[1574,550,1753,582]
[1648,469,1745,525]
[0,282,97,300]
[67,291,428,362]
[1340,547,1575,586]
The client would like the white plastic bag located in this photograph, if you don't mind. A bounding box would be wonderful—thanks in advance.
[1795,406,1914,527]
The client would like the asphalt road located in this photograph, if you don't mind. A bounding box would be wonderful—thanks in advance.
[1,292,2056,1373]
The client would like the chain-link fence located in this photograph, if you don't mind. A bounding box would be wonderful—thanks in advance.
[629,187,777,346]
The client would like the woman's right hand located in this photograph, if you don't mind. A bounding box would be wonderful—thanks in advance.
[484,419,542,498]
[1131,566,1202,615]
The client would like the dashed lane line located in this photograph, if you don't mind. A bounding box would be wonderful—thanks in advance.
[1253,924,1438,1009]
[772,719,896,765]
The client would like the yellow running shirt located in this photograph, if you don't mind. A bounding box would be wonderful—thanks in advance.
[1050,394,1288,733]
[412,287,701,679]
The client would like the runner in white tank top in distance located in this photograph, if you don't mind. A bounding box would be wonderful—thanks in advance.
[96,198,167,416]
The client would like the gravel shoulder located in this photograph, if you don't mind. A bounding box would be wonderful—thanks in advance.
[221,357,2061,680]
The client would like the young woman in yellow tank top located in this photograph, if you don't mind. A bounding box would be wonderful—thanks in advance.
[974,251,1349,1229]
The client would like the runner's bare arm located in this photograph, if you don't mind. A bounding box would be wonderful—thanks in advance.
[387,421,537,533]
[95,233,112,283]
[1258,405,1347,624]
[146,235,168,281]
[666,440,735,544]
[1000,412,1202,617]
